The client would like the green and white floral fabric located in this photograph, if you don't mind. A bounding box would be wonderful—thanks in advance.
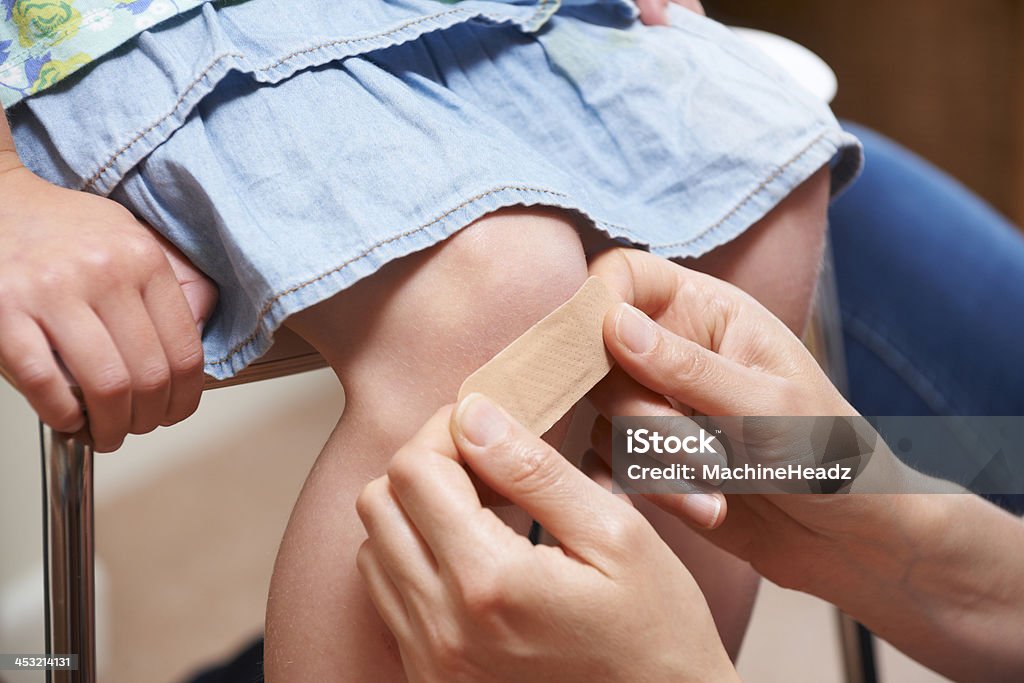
[1,0,207,107]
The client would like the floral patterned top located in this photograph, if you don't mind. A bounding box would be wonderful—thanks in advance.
[1,0,208,108]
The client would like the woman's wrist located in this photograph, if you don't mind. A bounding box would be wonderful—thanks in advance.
[813,494,1024,680]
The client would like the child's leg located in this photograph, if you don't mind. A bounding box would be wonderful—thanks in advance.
[264,166,830,679]
[264,207,592,680]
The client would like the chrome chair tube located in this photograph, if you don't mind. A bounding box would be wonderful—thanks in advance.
[40,424,96,683]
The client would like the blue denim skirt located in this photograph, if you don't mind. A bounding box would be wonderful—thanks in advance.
[9,0,861,378]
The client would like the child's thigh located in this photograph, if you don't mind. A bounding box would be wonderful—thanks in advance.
[682,167,832,333]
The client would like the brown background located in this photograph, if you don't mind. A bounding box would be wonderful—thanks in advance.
[708,0,1024,225]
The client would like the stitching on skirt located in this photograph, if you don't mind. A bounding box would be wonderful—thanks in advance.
[255,5,550,72]
[206,184,571,366]
[656,130,830,250]
[79,50,245,192]
[79,4,554,193]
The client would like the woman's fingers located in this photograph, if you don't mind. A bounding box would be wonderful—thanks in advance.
[0,312,84,433]
[589,416,727,530]
[384,407,513,572]
[604,302,773,415]
[452,393,647,573]
[589,365,681,420]
[590,248,690,315]
[39,306,131,452]
[355,541,412,643]
[356,476,441,608]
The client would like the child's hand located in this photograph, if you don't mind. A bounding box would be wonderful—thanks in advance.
[637,0,704,27]
[0,165,217,451]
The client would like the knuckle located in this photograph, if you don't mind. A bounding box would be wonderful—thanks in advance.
[134,362,171,394]
[385,448,419,493]
[13,360,57,392]
[670,343,711,383]
[505,443,557,493]
[90,367,131,399]
[45,404,84,433]
[457,562,515,620]
[355,541,374,576]
[600,509,646,553]
[426,623,466,671]
[0,277,24,309]
[123,235,165,272]
[355,479,386,525]
[35,265,72,293]
[168,342,204,385]
[80,246,121,275]
[775,380,806,416]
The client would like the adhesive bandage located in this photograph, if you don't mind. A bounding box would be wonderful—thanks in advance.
[458,277,621,435]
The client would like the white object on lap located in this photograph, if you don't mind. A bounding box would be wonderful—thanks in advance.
[732,28,839,104]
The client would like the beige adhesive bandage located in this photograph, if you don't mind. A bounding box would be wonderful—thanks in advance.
[458,276,621,436]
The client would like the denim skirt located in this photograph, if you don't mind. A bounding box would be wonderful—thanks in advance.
[9,0,861,378]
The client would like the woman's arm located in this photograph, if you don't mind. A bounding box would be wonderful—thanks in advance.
[590,247,1024,682]
[816,494,1024,683]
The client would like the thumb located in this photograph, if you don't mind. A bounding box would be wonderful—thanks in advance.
[151,229,218,328]
[452,393,647,572]
[604,303,770,416]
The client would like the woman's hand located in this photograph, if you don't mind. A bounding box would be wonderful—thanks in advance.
[356,398,739,683]
[637,0,704,27]
[586,248,908,594]
[0,164,217,451]
[587,249,1024,682]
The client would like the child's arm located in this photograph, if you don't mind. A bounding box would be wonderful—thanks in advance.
[0,107,216,450]
[0,112,16,172]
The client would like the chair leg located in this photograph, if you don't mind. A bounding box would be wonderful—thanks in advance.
[837,611,879,683]
[40,423,96,683]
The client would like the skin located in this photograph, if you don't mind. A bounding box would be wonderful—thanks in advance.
[3,36,830,678]
[264,158,829,680]
[636,0,705,28]
[355,400,740,683]
[0,114,217,451]
[587,249,1024,683]
[357,249,1024,683]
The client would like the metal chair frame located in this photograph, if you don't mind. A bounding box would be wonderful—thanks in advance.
[40,327,325,683]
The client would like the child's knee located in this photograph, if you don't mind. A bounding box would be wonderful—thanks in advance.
[288,206,591,412]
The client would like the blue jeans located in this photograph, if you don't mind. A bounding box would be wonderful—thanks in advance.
[831,122,1024,416]
[830,123,1024,511]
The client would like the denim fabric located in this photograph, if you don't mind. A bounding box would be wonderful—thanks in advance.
[9,0,860,378]
[830,123,1024,514]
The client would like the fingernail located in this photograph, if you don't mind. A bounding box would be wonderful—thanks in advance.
[457,393,509,447]
[196,319,205,336]
[615,304,657,354]
[685,493,723,529]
